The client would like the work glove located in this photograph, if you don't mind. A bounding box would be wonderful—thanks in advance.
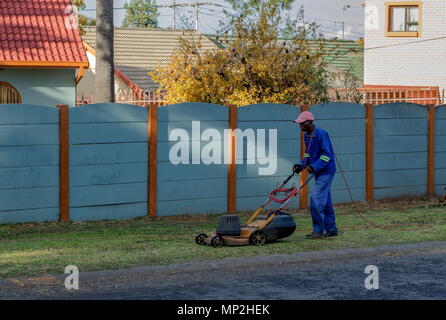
[307,166,314,174]
[292,164,305,174]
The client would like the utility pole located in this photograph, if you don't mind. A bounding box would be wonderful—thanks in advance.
[82,2,225,32]
[166,1,213,31]
[341,4,351,40]
[195,0,199,31]
[172,0,176,29]
[95,0,114,103]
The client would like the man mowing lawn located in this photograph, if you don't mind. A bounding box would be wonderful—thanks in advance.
[292,111,338,239]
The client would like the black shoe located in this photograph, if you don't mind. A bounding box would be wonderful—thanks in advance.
[306,232,325,239]
[324,231,338,237]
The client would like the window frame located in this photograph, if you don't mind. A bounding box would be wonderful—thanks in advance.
[385,1,422,37]
[0,81,22,104]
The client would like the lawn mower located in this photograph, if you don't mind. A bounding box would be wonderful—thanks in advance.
[195,171,314,248]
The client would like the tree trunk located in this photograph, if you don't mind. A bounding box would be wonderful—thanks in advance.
[95,0,115,103]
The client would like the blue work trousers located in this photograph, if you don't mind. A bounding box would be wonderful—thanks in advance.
[309,172,337,234]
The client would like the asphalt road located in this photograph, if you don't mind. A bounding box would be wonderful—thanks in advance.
[1,242,445,300]
[0,242,446,300]
[71,251,446,300]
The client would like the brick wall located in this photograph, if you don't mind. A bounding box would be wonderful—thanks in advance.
[364,0,446,92]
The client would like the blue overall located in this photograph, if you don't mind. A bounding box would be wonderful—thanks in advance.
[301,127,337,235]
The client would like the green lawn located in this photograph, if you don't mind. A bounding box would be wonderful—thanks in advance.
[0,199,445,279]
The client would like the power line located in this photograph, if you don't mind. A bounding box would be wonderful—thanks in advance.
[320,31,358,40]
[365,35,446,50]
[164,1,222,31]
[200,6,223,13]
[176,7,199,30]
[80,2,220,11]
[80,1,221,31]
[205,1,232,9]
[80,2,365,36]
[200,18,217,33]
[308,20,364,35]
[319,25,363,35]
[195,8,226,19]
[305,15,364,26]
[198,17,208,33]
[323,34,358,41]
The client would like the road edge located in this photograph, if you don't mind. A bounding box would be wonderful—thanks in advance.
[5,241,444,287]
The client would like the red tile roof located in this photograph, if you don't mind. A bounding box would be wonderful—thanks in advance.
[0,0,88,68]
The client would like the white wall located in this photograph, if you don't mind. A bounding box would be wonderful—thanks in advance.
[364,0,446,92]
[87,51,96,74]
[77,51,134,101]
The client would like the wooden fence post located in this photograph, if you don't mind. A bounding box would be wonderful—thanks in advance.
[227,104,238,213]
[365,103,374,201]
[148,104,158,217]
[427,104,436,197]
[57,105,70,222]
[299,105,309,209]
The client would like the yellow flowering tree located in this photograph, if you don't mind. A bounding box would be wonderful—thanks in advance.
[151,2,330,106]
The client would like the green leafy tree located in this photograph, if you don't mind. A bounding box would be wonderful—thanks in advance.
[152,1,330,106]
[122,0,159,28]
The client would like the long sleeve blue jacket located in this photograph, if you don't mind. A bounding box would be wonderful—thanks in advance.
[301,127,336,176]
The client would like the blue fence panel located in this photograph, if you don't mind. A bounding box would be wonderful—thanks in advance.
[157,103,229,216]
[69,103,148,221]
[374,103,428,199]
[236,104,301,211]
[308,103,366,204]
[0,104,59,223]
[435,105,446,196]
[1,101,441,224]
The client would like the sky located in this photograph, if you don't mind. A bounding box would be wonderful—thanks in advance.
[82,0,365,40]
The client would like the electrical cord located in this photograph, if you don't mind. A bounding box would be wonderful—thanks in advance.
[333,152,433,231]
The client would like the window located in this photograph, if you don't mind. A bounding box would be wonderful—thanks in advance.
[0,81,22,104]
[385,2,422,37]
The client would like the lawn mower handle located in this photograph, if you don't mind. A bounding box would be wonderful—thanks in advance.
[280,172,296,188]
[270,173,314,210]
[298,173,314,190]
[280,167,314,188]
